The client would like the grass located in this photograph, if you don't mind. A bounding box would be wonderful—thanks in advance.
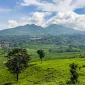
[0,57,85,85]
[27,48,85,62]
[0,47,85,85]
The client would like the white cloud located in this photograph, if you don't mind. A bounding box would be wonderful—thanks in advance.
[43,12,85,31]
[26,12,52,26]
[21,0,41,6]
[8,20,18,28]
[21,0,85,12]
[8,20,28,28]
[8,12,50,28]
[27,12,46,26]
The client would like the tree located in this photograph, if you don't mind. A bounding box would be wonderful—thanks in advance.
[70,63,79,84]
[37,49,45,63]
[6,48,31,81]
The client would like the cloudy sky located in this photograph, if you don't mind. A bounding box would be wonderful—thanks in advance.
[0,0,85,30]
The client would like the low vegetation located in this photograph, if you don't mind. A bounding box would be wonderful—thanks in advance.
[0,35,85,85]
[0,47,85,85]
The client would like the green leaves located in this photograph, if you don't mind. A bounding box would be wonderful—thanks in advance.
[6,48,31,81]
[37,49,45,59]
[70,63,79,84]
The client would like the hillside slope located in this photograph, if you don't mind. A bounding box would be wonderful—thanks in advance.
[0,58,85,85]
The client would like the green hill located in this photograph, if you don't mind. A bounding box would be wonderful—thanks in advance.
[0,57,85,85]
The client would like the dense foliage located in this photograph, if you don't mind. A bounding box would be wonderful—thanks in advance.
[70,63,79,84]
[6,48,31,81]
[1,34,85,48]
[37,49,45,63]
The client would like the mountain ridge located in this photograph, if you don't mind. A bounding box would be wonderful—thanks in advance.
[0,24,85,36]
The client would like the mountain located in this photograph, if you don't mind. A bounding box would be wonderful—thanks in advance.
[45,24,81,35]
[0,24,45,36]
[0,24,84,36]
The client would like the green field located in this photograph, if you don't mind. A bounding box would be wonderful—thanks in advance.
[0,47,85,85]
[0,56,85,84]
[27,47,85,62]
